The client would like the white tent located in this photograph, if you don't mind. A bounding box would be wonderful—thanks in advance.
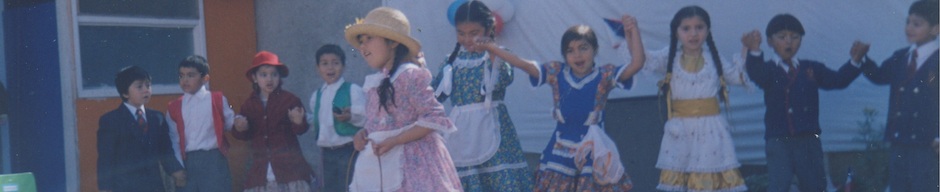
[386,0,917,164]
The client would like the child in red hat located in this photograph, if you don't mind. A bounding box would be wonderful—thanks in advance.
[233,51,316,192]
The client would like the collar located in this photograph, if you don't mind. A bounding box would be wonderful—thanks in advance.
[183,85,210,101]
[911,39,940,58]
[365,63,420,91]
[123,102,145,117]
[773,55,801,69]
[562,63,599,89]
[321,78,346,90]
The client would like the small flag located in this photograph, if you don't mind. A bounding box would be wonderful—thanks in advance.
[603,18,625,49]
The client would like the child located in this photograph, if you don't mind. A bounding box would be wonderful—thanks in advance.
[345,7,462,191]
[742,14,865,191]
[166,55,236,192]
[97,65,184,192]
[484,14,643,190]
[233,51,315,191]
[859,0,939,191]
[430,1,532,191]
[307,44,365,191]
[644,6,749,192]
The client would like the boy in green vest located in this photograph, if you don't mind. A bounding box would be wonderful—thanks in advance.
[307,44,365,191]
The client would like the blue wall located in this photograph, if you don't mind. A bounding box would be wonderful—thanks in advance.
[4,1,65,191]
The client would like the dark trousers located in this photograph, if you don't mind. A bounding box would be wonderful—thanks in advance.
[766,135,827,192]
[176,149,233,192]
[321,143,357,192]
[889,144,939,192]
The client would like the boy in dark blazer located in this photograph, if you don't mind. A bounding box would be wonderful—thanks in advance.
[741,14,866,192]
[97,66,184,192]
[860,1,940,191]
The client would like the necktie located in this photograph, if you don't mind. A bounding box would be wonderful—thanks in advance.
[786,61,797,77]
[136,108,148,133]
[908,51,918,77]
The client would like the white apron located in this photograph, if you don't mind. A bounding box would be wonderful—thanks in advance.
[574,125,625,185]
[349,128,406,192]
[439,52,502,167]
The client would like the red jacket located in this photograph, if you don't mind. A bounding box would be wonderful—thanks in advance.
[233,89,312,188]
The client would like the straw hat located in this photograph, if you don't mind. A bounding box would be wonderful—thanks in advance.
[245,51,289,81]
[344,7,422,59]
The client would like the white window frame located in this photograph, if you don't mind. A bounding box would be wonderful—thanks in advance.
[71,0,207,98]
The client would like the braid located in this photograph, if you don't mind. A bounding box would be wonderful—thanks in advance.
[663,25,678,94]
[705,34,724,77]
[445,43,461,65]
[378,44,411,112]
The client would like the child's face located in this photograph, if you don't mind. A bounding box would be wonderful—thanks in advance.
[677,16,708,52]
[564,39,596,76]
[906,14,940,45]
[252,65,281,94]
[317,53,344,84]
[123,79,152,107]
[178,67,207,94]
[456,22,488,53]
[357,34,397,70]
[769,30,803,63]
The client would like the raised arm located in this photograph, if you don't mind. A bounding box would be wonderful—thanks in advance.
[618,14,645,82]
[478,38,540,78]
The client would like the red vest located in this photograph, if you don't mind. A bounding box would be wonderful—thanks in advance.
[167,92,229,159]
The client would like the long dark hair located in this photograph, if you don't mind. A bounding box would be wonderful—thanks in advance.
[663,6,725,97]
[378,40,412,112]
[445,0,496,65]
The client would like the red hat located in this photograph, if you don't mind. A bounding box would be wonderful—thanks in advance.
[246,51,289,81]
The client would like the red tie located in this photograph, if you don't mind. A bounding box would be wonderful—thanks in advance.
[136,108,148,133]
[786,61,797,78]
[908,51,918,76]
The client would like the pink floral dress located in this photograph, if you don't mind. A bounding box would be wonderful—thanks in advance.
[354,63,463,192]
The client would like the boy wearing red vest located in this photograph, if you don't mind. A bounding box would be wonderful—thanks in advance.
[166,55,237,192]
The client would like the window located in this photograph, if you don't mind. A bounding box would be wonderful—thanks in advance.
[73,0,206,98]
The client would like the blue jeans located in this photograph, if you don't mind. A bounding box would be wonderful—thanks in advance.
[889,144,939,192]
[765,135,826,192]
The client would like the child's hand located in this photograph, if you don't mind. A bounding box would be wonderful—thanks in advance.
[373,137,401,156]
[353,130,368,151]
[172,170,187,187]
[234,115,248,132]
[850,41,870,63]
[334,107,351,122]
[288,106,305,125]
[621,14,638,36]
[741,30,762,51]
[473,36,498,52]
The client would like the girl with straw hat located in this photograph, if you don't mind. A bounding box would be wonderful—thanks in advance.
[345,7,463,192]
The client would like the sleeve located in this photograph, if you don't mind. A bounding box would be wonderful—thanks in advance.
[528,61,549,88]
[613,64,636,90]
[349,84,367,127]
[165,111,183,166]
[861,51,903,85]
[814,61,862,90]
[157,115,184,174]
[289,96,310,135]
[406,68,456,133]
[232,101,254,140]
[640,47,671,77]
[96,116,116,190]
[745,51,774,89]
[222,96,235,131]
[724,52,755,87]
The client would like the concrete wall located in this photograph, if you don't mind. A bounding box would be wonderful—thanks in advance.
[254,0,381,185]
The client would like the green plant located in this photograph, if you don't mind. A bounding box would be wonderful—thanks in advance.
[832,108,889,192]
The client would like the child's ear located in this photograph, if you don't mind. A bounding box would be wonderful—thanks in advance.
[203,74,210,82]
[931,24,939,36]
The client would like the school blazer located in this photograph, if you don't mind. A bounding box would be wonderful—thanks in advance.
[97,104,183,192]
[746,52,861,139]
[862,48,940,145]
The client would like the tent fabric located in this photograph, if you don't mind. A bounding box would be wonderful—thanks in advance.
[386,0,912,164]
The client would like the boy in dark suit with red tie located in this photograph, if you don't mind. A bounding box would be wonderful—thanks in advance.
[860,1,940,191]
[741,14,866,192]
[97,66,184,192]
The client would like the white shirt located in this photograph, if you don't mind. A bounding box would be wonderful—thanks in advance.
[167,86,236,164]
[307,78,366,147]
[123,102,145,121]
[910,39,940,70]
